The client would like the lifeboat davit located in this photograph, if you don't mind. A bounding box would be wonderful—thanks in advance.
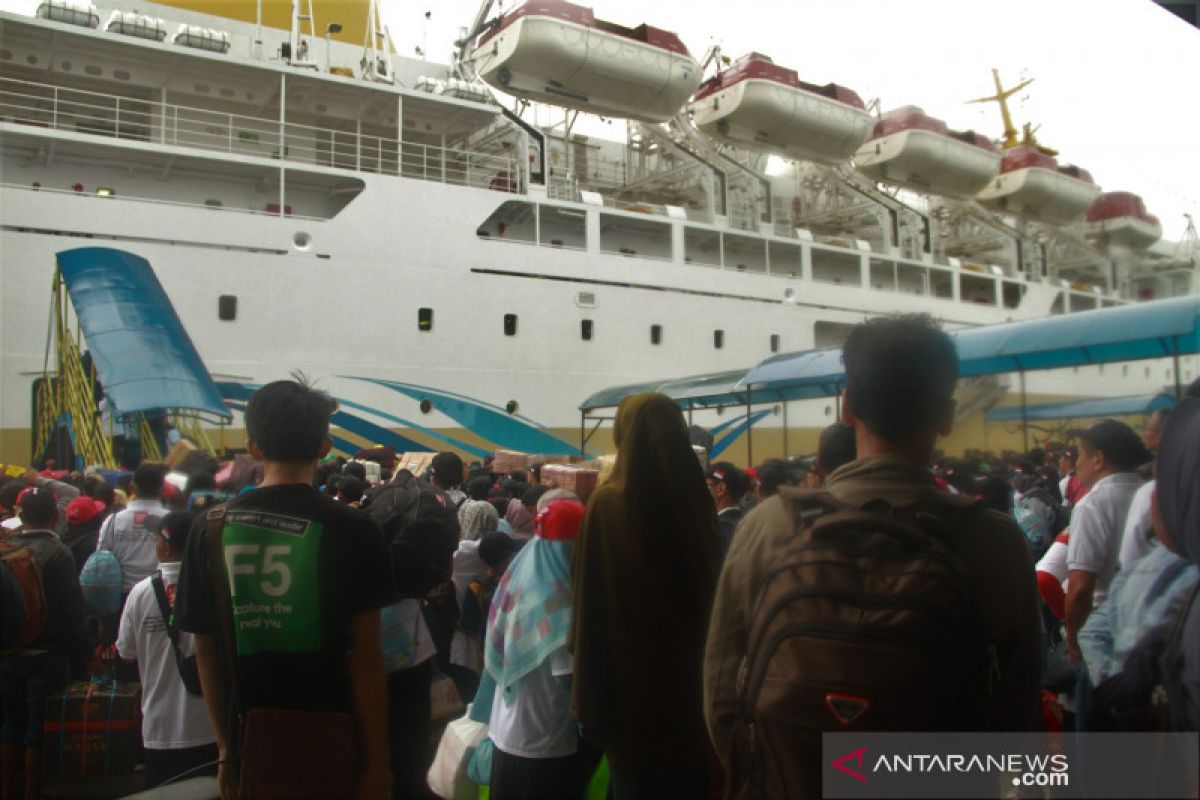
[853,106,1000,198]
[687,53,871,164]
[472,0,701,123]
[1083,192,1162,249]
[975,145,1101,224]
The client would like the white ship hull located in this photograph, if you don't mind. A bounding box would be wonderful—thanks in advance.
[0,3,1191,467]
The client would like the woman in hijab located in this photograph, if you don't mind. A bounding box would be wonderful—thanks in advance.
[1154,394,1200,730]
[445,499,502,699]
[486,498,596,799]
[570,392,721,798]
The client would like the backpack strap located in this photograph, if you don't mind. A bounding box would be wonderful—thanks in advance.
[204,505,245,778]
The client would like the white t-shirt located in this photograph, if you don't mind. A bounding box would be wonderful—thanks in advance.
[98,498,167,593]
[116,561,216,750]
[490,647,577,759]
[1066,472,1144,605]
[1118,479,1156,570]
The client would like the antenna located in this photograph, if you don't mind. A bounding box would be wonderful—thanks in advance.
[966,69,1034,150]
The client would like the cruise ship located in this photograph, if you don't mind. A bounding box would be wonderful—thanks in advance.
[1,0,1197,467]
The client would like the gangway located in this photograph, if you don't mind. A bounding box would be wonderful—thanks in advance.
[35,248,232,469]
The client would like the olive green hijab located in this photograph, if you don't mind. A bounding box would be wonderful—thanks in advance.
[570,393,721,769]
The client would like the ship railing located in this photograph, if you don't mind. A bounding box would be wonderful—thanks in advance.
[0,75,518,192]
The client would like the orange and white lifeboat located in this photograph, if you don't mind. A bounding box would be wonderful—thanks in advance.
[853,106,1000,198]
[471,0,701,123]
[975,145,1100,224]
[686,53,871,165]
[1083,192,1162,249]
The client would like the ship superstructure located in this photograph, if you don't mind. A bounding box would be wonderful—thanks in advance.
[1,0,1196,465]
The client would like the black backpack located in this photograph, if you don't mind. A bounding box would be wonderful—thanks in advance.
[365,471,459,599]
[730,489,993,799]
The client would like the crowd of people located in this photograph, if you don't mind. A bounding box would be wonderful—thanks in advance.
[1,313,1198,800]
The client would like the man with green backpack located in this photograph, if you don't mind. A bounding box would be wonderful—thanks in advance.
[704,315,1043,799]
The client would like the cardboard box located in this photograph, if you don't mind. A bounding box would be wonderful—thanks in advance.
[397,451,435,478]
[163,439,196,469]
[492,450,529,475]
[43,680,142,778]
[540,464,599,503]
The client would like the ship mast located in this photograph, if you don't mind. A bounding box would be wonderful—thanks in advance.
[967,69,1033,150]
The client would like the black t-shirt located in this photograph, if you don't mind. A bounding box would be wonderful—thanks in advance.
[177,484,396,713]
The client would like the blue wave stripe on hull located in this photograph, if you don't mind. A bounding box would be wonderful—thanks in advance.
[345,377,581,456]
[711,409,772,459]
[333,398,490,459]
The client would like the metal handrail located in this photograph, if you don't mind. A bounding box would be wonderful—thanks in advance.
[0,75,516,191]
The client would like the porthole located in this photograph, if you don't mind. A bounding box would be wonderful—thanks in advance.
[505,400,519,415]
[60,60,72,71]
[113,69,131,81]
[0,50,12,61]
[218,295,237,321]
[26,54,38,65]
[770,334,780,353]
[418,308,433,332]
[581,319,593,341]
[650,324,663,345]
[713,330,725,349]
[419,399,433,414]
[292,231,312,251]
[503,314,518,337]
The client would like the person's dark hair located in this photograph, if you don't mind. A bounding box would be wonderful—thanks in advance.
[244,376,337,462]
[467,476,492,501]
[818,422,857,475]
[338,476,365,503]
[324,474,342,496]
[509,469,529,484]
[92,479,115,508]
[379,468,392,484]
[186,473,217,496]
[842,314,958,442]
[118,451,141,471]
[1078,419,1153,472]
[343,461,367,482]
[488,496,510,517]
[132,462,167,498]
[1185,376,1200,399]
[0,480,22,513]
[158,510,195,554]
[18,491,57,527]
[709,461,750,501]
[972,475,1013,514]
[82,474,101,497]
[477,532,517,569]
[1026,447,1046,467]
[498,478,522,498]
[429,452,464,489]
[521,484,550,509]
[754,459,804,497]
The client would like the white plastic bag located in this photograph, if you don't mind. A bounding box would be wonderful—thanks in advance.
[427,705,488,800]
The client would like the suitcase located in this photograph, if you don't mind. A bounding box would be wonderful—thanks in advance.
[43,679,142,778]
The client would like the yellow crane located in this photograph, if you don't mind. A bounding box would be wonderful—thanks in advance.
[966,69,1035,151]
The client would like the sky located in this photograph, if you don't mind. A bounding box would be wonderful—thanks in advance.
[5,0,1197,241]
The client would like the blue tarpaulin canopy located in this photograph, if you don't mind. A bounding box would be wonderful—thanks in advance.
[57,247,232,421]
[985,393,1177,423]
[739,295,1200,397]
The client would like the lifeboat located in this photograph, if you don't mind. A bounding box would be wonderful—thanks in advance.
[687,53,871,164]
[472,0,701,123]
[975,145,1100,224]
[1083,192,1162,249]
[853,106,1000,198]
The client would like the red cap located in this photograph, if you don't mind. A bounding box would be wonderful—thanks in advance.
[534,498,585,542]
[66,496,106,525]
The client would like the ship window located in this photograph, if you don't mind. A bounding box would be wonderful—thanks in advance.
[723,235,766,273]
[650,324,663,345]
[898,264,928,296]
[581,319,593,341]
[930,267,953,299]
[714,330,725,349]
[478,201,536,243]
[811,247,862,286]
[600,214,671,260]
[959,274,997,306]
[420,399,433,414]
[684,228,722,267]
[1002,280,1025,309]
[418,308,433,332]
[770,334,780,353]
[768,241,801,277]
[504,313,518,337]
[869,258,897,291]
[538,206,586,250]
[218,295,237,321]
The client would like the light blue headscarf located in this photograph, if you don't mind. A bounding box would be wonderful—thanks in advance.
[483,499,583,695]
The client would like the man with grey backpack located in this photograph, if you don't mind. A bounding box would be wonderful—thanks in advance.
[704,315,1043,799]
